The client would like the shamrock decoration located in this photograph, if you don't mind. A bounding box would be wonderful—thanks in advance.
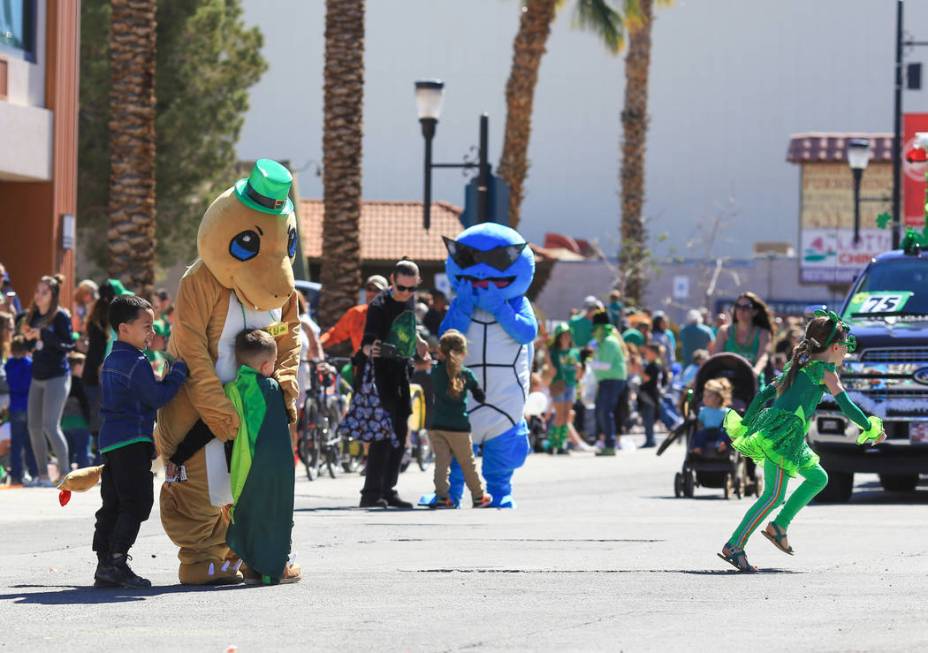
[875,212,892,229]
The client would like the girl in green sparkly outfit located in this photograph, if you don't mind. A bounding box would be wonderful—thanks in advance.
[547,324,582,454]
[718,311,886,573]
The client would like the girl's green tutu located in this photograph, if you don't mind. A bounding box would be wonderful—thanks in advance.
[723,408,819,478]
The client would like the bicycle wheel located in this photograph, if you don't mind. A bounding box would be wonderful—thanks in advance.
[340,436,362,473]
[416,430,434,472]
[323,430,339,479]
[298,399,321,481]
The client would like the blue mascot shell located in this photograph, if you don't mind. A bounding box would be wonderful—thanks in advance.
[444,223,535,307]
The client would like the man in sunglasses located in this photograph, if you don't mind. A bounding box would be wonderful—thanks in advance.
[358,259,430,509]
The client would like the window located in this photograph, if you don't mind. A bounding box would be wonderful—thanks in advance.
[0,0,36,62]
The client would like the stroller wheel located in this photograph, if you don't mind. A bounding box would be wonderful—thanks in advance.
[683,471,695,498]
[734,460,746,499]
[674,472,683,498]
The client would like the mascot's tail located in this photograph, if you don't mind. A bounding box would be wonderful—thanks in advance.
[57,465,104,507]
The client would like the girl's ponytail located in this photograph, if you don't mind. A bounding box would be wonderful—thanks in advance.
[439,329,468,399]
[778,338,810,395]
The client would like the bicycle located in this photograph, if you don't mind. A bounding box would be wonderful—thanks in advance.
[297,359,349,480]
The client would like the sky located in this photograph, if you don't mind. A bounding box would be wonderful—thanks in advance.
[238,0,928,259]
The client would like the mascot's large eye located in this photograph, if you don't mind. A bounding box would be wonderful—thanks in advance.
[287,227,297,259]
[230,230,260,262]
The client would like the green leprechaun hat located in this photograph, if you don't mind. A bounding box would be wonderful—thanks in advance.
[234,159,294,216]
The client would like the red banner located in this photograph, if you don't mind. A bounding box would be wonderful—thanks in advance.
[903,113,928,227]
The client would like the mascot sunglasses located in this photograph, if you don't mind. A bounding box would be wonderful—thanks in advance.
[443,237,527,272]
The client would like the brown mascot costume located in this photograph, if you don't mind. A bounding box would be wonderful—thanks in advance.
[157,159,301,585]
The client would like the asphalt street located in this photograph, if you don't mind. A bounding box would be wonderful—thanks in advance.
[2,436,927,652]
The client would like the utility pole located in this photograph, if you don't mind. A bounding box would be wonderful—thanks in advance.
[892,0,903,249]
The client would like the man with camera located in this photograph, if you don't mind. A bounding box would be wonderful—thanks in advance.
[359,259,430,509]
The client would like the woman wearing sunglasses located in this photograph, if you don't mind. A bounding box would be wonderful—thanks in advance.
[711,292,774,378]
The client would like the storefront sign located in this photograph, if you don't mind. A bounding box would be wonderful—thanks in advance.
[800,228,892,283]
[800,163,892,284]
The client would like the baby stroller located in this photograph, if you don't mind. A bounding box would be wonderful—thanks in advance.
[657,353,764,500]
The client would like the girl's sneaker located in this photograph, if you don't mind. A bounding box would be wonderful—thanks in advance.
[473,494,494,508]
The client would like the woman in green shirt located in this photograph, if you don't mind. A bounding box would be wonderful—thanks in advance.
[547,324,582,454]
[711,292,774,377]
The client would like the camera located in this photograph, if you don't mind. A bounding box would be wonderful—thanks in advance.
[379,342,400,359]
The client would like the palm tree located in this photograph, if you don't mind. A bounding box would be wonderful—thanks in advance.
[318,0,365,327]
[499,0,636,231]
[107,0,157,297]
[619,0,667,305]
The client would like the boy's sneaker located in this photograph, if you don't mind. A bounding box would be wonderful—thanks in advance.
[473,494,494,509]
[94,554,151,589]
[430,496,457,509]
[596,448,617,457]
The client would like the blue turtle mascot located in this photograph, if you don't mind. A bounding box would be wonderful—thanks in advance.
[432,223,537,508]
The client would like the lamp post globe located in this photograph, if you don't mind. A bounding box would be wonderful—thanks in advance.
[847,138,872,245]
[415,79,444,136]
[416,80,444,231]
[847,137,872,171]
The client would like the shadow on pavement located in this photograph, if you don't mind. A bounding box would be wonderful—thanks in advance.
[410,568,802,575]
[646,496,735,501]
[293,506,368,513]
[846,490,928,505]
[0,583,247,605]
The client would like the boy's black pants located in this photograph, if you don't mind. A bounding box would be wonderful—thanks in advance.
[92,442,154,556]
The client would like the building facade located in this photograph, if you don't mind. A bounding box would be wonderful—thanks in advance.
[0,0,80,307]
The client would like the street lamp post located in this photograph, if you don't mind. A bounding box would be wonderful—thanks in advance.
[414,80,490,231]
[847,138,873,245]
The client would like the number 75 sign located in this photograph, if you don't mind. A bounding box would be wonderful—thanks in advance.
[845,291,913,316]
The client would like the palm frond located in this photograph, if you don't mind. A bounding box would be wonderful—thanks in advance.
[573,0,635,54]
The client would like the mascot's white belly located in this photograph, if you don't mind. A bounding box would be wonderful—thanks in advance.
[206,292,283,507]
[465,308,529,444]
[216,293,283,383]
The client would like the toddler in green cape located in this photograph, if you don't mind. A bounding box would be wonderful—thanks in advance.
[224,328,301,584]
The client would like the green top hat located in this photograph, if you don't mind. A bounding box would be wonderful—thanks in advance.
[152,319,170,338]
[234,159,294,216]
[553,322,571,339]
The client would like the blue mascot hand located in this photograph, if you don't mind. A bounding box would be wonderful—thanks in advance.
[481,283,507,314]
[439,278,477,336]
[453,278,476,313]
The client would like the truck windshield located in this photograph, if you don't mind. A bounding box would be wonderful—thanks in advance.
[851,257,928,314]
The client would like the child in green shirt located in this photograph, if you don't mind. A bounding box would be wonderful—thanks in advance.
[427,330,491,509]
[548,323,582,454]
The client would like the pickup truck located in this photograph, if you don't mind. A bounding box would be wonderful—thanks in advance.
[807,248,928,502]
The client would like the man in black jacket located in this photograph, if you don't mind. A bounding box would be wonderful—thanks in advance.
[359,260,429,509]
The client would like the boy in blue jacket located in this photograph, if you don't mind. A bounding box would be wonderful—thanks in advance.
[93,295,187,589]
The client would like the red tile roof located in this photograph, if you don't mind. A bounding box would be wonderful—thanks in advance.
[786,132,893,164]
[299,200,464,263]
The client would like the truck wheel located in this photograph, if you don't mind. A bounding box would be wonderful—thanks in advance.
[813,471,853,503]
[879,474,919,493]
